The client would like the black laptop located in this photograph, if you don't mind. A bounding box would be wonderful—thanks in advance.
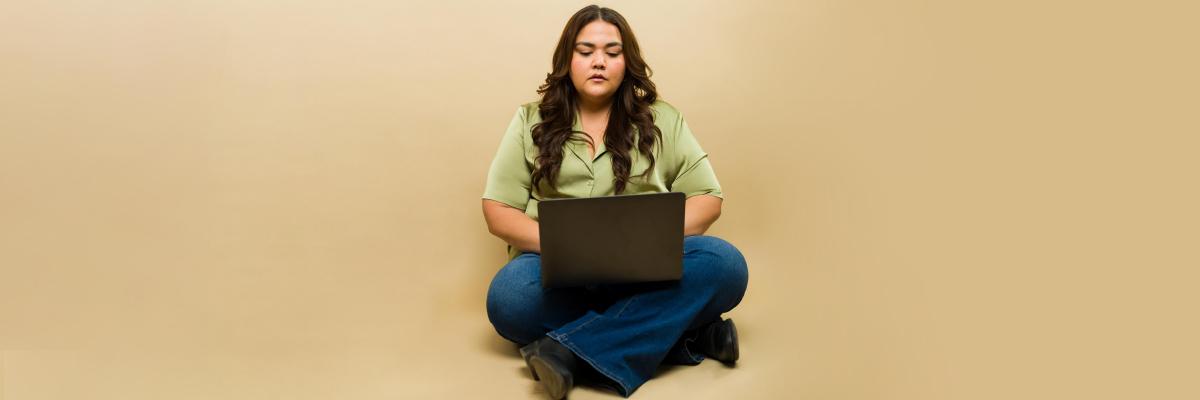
[537,192,685,288]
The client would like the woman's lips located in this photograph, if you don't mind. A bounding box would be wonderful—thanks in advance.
[589,76,606,82]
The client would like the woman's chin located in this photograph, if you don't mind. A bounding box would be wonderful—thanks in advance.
[580,90,614,103]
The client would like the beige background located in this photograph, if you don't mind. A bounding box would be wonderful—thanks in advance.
[1,0,1197,399]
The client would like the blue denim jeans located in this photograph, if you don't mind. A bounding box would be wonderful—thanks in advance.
[486,235,749,397]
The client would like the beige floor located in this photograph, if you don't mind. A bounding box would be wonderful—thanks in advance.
[0,225,972,399]
[0,235,815,400]
[4,224,1185,400]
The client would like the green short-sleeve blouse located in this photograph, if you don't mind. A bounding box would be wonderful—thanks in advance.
[482,100,723,260]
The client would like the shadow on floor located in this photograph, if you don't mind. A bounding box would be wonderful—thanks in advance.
[482,329,523,359]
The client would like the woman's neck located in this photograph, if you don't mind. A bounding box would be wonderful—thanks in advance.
[577,97,612,117]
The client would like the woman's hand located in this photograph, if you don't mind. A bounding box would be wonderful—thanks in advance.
[483,194,721,252]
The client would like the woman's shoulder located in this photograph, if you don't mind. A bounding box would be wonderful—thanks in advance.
[650,98,680,114]
[650,99,684,125]
[516,101,541,122]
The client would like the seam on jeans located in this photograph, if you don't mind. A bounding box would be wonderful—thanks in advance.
[612,295,636,319]
[561,296,635,337]
[561,313,603,337]
[547,296,640,396]
[547,333,633,397]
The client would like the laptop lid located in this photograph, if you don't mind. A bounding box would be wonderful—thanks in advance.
[537,192,685,288]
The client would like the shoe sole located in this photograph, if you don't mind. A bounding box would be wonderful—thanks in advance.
[519,346,540,381]
[529,355,572,399]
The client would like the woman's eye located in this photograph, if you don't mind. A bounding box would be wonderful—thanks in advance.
[578,51,620,57]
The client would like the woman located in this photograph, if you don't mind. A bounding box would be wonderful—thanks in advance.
[481,5,749,399]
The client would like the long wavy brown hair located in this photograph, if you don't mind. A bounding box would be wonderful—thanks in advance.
[530,5,662,196]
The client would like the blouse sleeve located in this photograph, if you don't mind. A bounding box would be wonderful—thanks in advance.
[482,107,533,210]
[669,114,724,199]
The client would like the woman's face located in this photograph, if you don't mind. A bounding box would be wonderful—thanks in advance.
[570,20,626,107]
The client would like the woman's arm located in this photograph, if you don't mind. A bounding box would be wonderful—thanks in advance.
[684,194,722,236]
[482,199,541,253]
[485,194,719,251]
